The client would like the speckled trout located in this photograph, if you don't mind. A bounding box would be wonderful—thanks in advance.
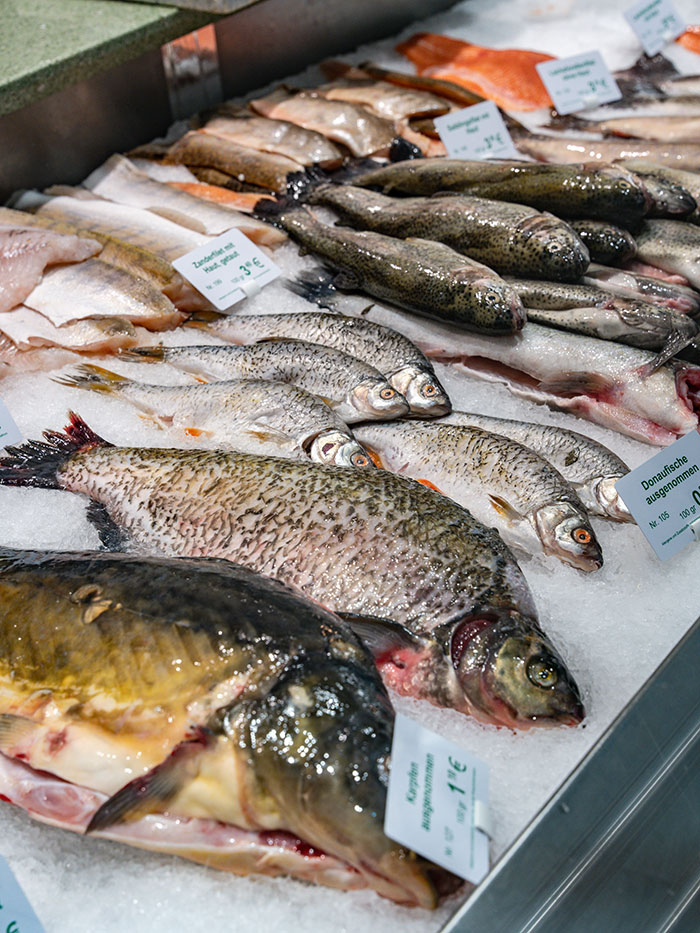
[0,415,584,729]
[0,549,456,906]
[353,421,603,571]
[202,310,451,416]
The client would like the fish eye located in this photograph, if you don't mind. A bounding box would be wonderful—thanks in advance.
[548,242,561,252]
[527,657,559,689]
[421,383,438,397]
[485,291,500,304]
[572,527,591,544]
[380,387,396,400]
[351,453,370,467]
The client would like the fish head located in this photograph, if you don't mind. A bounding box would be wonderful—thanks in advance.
[519,215,590,282]
[389,364,452,417]
[467,277,527,333]
[578,475,633,522]
[308,429,376,468]
[224,649,457,907]
[348,379,410,420]
[534,503,603,572]
[448,610,584,728]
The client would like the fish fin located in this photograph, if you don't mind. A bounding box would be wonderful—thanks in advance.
[332,270,360,290]
[0,412,111,490]
[285,165,331,202]
[537,372,614,397]
[638,330,698,377]
[137,413,166,430]
[147,206,208,234]
[389,136,425,162]
[337,613,423,659]
[0,714,39,753]
[416,478,444,495]
[253,194,302,227]
[86,501,129,551]
[183,426,214,438]
[86,729,215,833]
[247,426,290,443]
[119,346,165,363]
[488,494,522,521]
[284,268,340,309]
[53,364,130,395]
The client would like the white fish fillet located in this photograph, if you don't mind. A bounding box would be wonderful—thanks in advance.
[82,155,285,247]
[0,306,137,351]
[23,259,185,330]
[0,225,101,313]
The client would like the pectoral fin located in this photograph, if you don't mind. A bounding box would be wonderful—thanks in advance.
[488,494,523,521]
[86,729,214,833]
[0,713,39,753]
[337,613,423,660]
[638,331,698,378]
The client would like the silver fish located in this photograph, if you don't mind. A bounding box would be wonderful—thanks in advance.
[635,220,700,289]
[54,364,373,468]
[354,421,603,571]
[438,410,632,522]
[121,340,409,424]
[512,132,700,173]
[201,309,450,416]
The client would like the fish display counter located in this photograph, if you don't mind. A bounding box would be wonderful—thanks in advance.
[0,1,699,932]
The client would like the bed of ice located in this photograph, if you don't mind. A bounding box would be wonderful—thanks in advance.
[2,1,700,931]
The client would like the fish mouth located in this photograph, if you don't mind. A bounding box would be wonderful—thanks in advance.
[350,380,410,420]
[389,365,452,417]
[307,430,375,468]
[535,506,604,573]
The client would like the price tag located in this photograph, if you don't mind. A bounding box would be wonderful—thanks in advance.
[384,712,490,884]
[433,101,519,160]
[0,399,22,448]
[615,431,700,561]
[0,856,45,932]
[624,0,686,56]
[172,229,280,313]
[536,51,622,115]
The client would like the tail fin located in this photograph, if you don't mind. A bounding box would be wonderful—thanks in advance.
[119,346,165,363]
[253,195,301,227]
[54,364,130,394]
[389,136,425,163]
[285,267,339,309]
[0,412,111,489]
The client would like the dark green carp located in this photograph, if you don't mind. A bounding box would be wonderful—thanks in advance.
[0,549,455,906]
[0,415,584,730]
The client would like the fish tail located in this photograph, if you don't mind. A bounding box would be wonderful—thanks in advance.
[253,194,302,227]
[118,346,165,363]
[285,266,339,309]
[0,412,112,490]
[389,136,425,163]
[53,364,131,395]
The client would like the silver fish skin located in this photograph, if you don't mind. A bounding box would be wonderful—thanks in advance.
[320,295,700,446]
[512,132,700,173]
[615,160,700,224]
[205,112,345,167]
[122,339,408,424]
[656,75,700,97]
[438,411,631,522]
[568,220,636,265]
[583,263,700,315]
[0,416,585,729]
[354,421,603,572]
[256,204,526,334]
[250,88,396,157]
[634,220,700,289]
[203,310,450,416]
[308,185,589,282]
[351,158,652,225]
[54,365,373,469]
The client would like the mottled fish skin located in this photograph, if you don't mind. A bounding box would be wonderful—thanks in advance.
[256,205,525,334]
[635,173,697,219]
[635,220,700,289]
[122,340,409,424]
[511,132,700,174]
[309,77,450,121]
[203,310,451,417]
[0,422,585,730]
[55,365,373,469]
[308,185,589,282]
[439,411,632,522]
[322,296,700,446]
[583,263,700,315]
[166,131,300,194]
[205,112,344,167]
[0,549,450,907]
[569,221,637,265]
[250,88,396,157]
[352,158,651,225]
[506,278,697,350]
[354,421,603,572]
[615,160,700,225]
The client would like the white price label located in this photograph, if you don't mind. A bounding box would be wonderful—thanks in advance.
[615,431,700,561]
[0,399,22,449]
[536,51,622,115]
[434,101,519,161]
[172,229,280,313]
[0,856,45,932]
[384,712,490,884]
[624,0,686,56]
